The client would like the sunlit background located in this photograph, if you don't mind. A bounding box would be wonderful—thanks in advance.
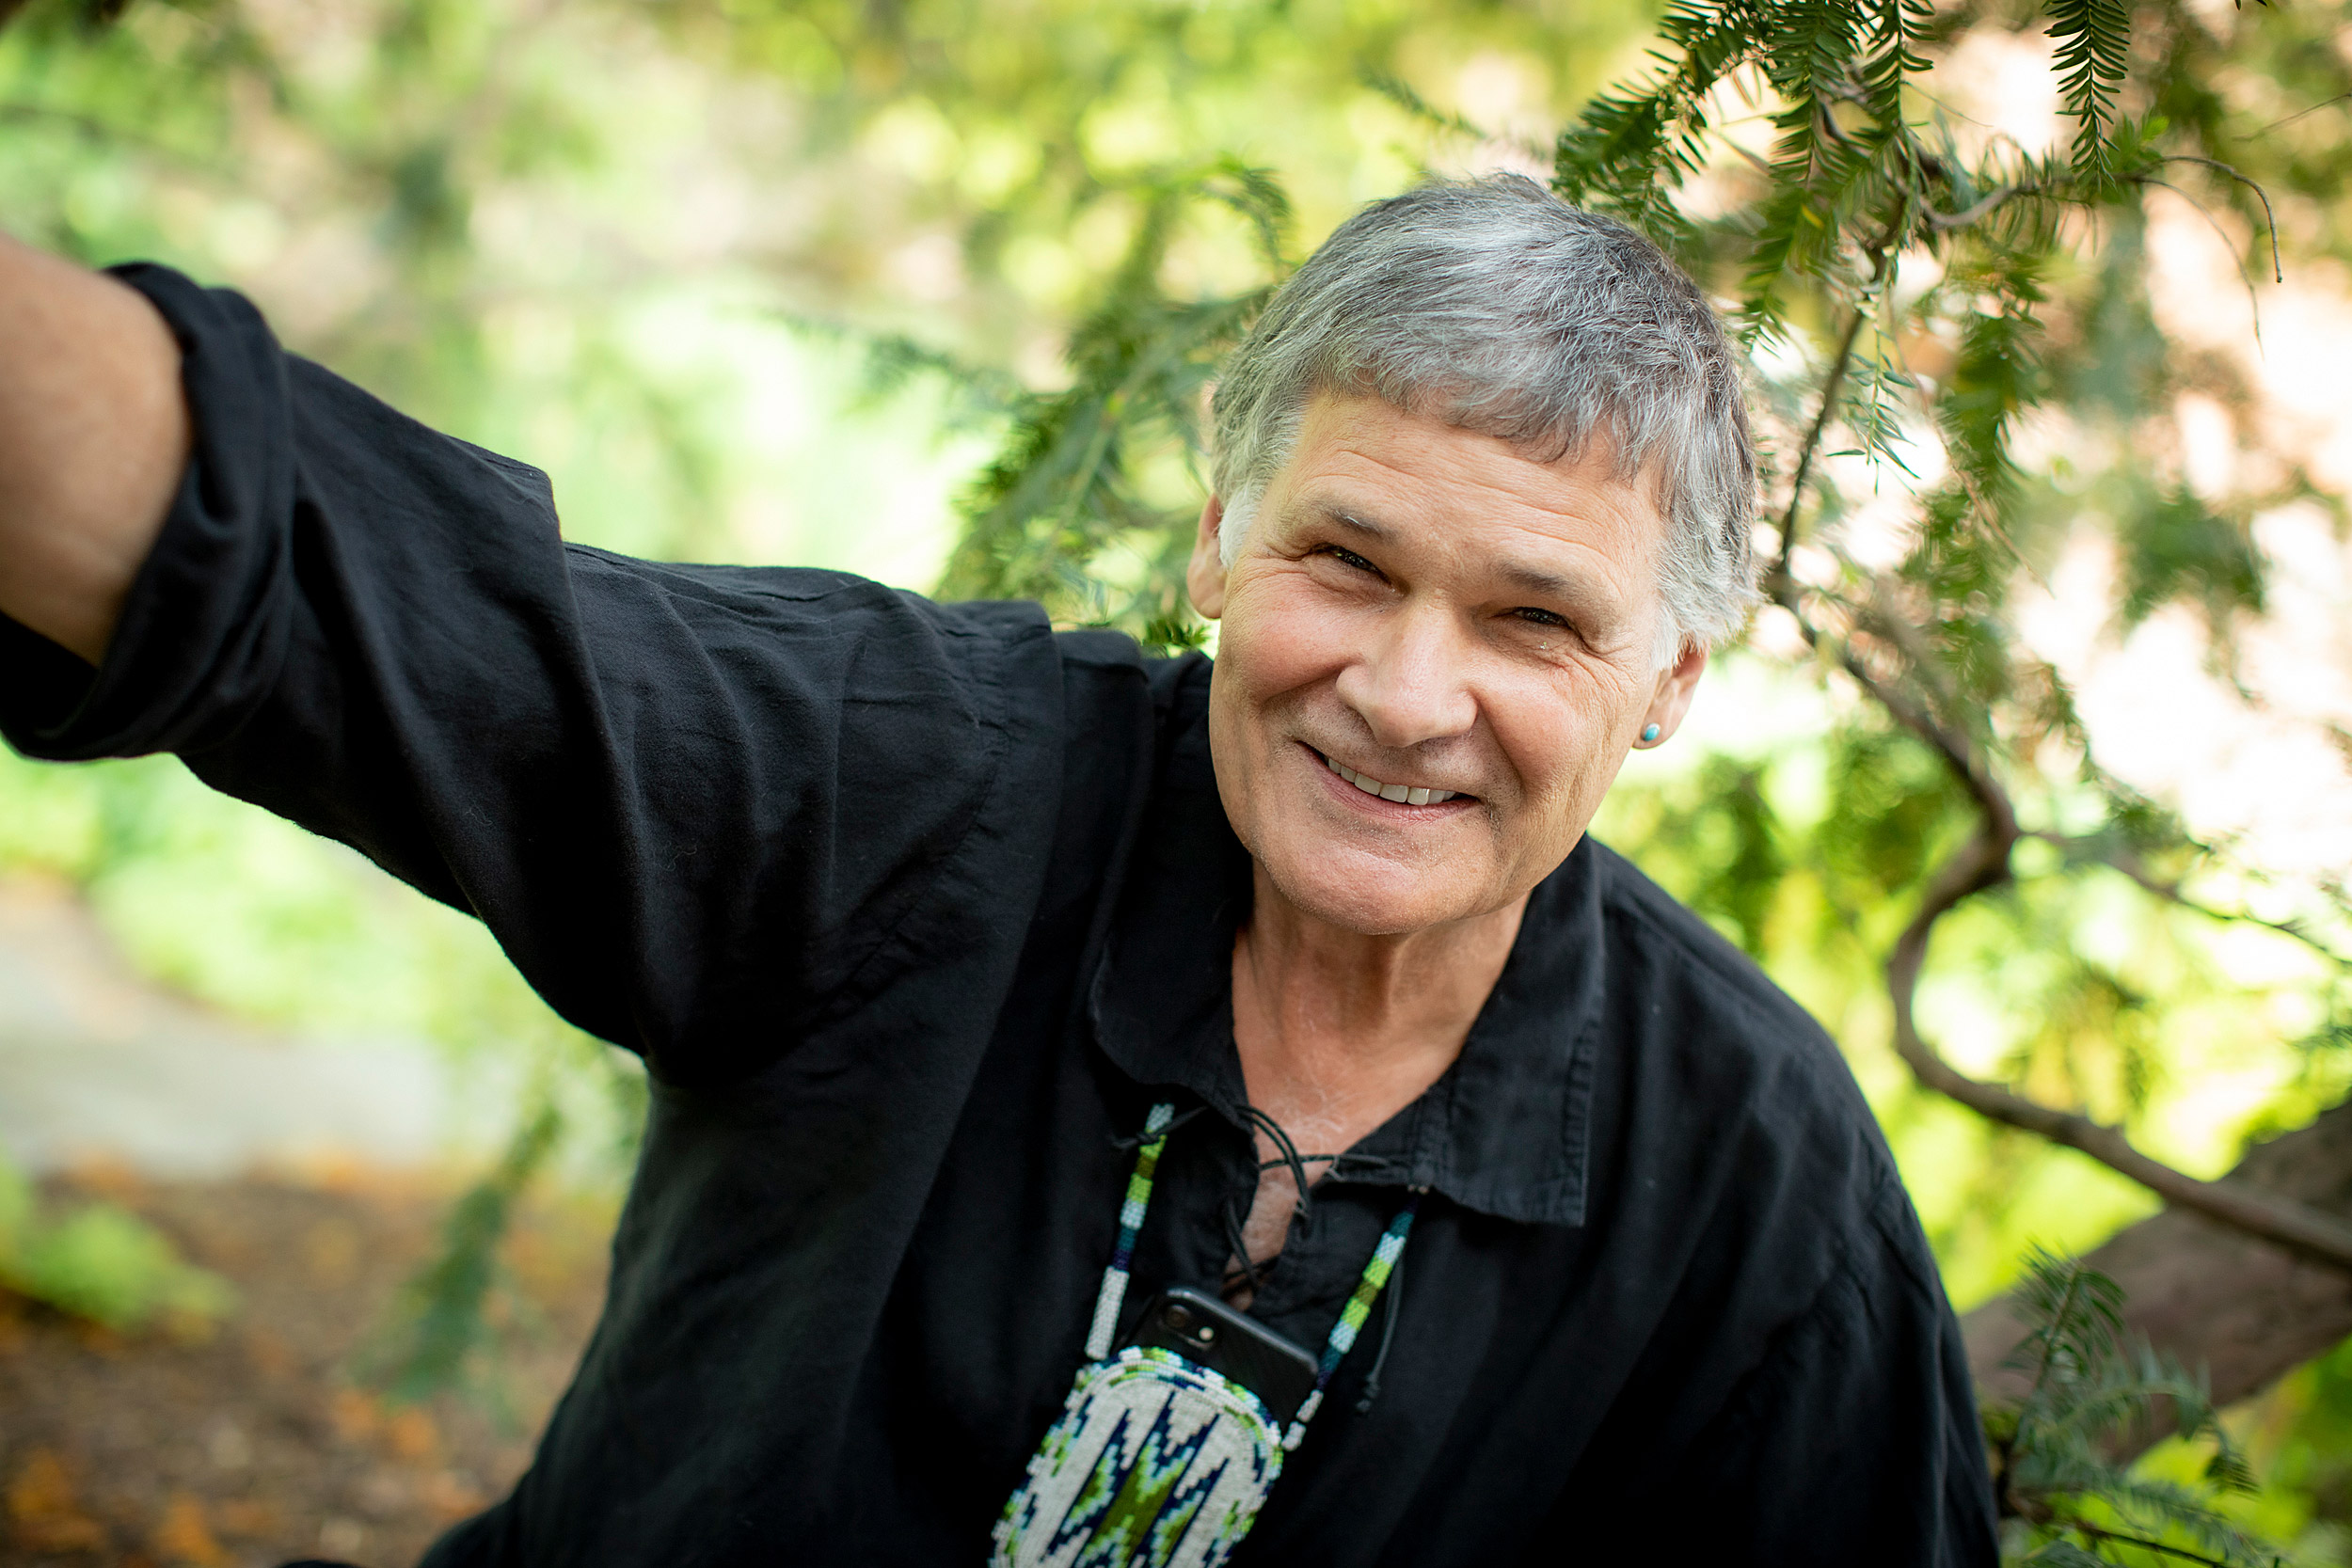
[6,0,2352,1559]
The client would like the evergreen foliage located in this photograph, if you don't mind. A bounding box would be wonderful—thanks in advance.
[932,159,1288,650]
[1989,1250,2277,1565]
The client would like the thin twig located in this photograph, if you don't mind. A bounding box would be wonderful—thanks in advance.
[2239,90,2352,139]
[1724,135,1776,177]
[1920,180,2051,231]
[1768,200,1910,597]
[1772,308,1871,594]
[2131,176,2269,347]
[2157,153,2283,283]
[2065,1521,2248,1568]
[1855,593,1960,715]
[1842,632,2017,838]
[2042,832,2352,969]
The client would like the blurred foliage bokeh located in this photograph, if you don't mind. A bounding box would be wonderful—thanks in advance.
[8,0,2352,1557]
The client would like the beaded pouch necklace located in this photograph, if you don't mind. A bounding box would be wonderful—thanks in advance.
[993,1103,1422,1568]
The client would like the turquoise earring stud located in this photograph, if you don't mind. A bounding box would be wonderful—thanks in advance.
[1641,723,1661,744]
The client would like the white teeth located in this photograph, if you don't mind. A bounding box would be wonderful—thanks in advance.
[1321,752,1458,805]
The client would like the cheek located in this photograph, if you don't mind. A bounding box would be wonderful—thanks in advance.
[1490,706,1580,803]
[1222,577,1357,701]
[1486,666,1641,803]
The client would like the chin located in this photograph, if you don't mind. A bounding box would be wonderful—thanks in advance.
[1256,847,1471,937]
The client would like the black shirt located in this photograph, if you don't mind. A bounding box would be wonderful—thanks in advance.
[1,267,1997,1566]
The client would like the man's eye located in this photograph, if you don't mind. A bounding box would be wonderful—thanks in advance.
[1512,607,1571,630]
[1315,545,1381,576]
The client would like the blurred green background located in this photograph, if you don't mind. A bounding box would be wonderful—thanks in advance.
[7,0,2352,1556]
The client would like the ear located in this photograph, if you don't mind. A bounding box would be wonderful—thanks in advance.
[1186,496,1230,620]
[1634,638,1708,748]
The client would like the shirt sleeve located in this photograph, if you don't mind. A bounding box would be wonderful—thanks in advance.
[0,264,1066,1085]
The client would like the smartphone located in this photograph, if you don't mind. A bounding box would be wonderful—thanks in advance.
[1120,1285,1321,1425]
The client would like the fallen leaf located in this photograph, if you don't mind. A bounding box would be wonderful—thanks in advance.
[330,1386,382,1443]
[6,1448,108,1553]
[213,1497,280,1538]
[417,1469,488,1522]
[384,1406,439,1463]
[151,1492,230,1568]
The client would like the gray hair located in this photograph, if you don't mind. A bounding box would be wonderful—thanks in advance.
[1211,174,1757,657]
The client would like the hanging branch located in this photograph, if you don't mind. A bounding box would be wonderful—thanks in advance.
[2157,153,2282,283]
[1885,824,2352,1271]
[1772,299,2352,1272]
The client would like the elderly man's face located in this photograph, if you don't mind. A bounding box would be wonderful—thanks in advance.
[1187,392,1707,936]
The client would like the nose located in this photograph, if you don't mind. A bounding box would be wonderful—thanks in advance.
[1333,603,1479,751]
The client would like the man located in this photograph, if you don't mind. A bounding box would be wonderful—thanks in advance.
[0,175,1996,1563]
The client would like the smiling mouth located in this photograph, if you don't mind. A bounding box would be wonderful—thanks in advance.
[1313,749,1470,807]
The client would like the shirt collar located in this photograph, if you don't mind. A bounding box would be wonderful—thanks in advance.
[1087,683,1607,1227]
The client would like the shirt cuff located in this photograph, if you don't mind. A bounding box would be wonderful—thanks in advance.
[0,263,294,762]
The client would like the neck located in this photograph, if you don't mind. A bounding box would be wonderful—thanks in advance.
[1231,862,1528,1139]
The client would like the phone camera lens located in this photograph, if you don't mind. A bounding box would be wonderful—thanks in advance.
[1165,1304,1194,1331]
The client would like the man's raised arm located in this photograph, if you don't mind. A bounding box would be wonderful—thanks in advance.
[0,233,190,664]
[0,248,1066,1083]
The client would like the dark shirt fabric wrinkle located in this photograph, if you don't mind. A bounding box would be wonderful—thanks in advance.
[0,266,1998,1567]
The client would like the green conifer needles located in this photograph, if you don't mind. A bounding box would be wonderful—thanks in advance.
[1989,1250,2279,1566]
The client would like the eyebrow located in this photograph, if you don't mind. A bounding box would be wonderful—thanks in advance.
[1324,507,1599,608]
[1326,510,1396,546]
[1497,561,1584,601]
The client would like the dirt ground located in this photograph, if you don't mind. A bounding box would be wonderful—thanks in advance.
[0,1167,610,1568]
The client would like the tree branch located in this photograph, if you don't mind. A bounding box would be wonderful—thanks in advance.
[2047,832,2352,970]
[2239,89,2352,139]
[1770,306,1870,598]
[1830,575,2352,1274]
[1766,202,1908,601]
[1919,180,2044,231]
[1887,826,2352,1274]
[1767,388,2352,1272]
[2129,175,2272,342]
[1780,588,2020,844]
[1842,646,2017,838]
[1756,131,2352,1277]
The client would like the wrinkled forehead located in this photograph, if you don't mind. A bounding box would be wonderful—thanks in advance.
[1274,389,1671,538]
[1329,366,1647,481]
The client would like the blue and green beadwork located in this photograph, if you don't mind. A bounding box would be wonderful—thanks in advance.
[994,1104,1424,1568]
[993,1346,1283,1568]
